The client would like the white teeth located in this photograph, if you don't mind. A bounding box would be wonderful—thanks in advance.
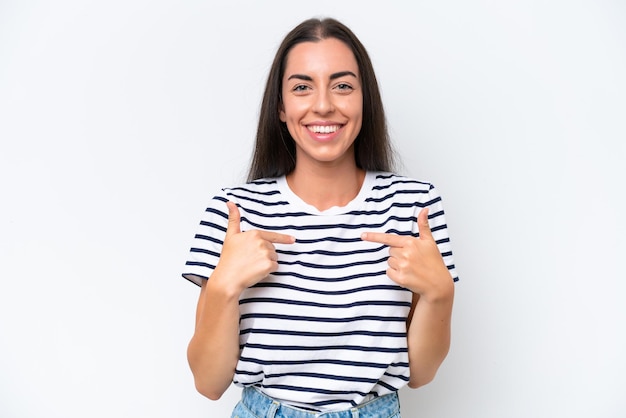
[308,125,340,134]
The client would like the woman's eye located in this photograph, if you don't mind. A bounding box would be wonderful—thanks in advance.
[335,83,353,92]
[293,85,310,92]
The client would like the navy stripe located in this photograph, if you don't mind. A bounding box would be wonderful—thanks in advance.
[185,261,215,269]
[271,270,388,282]
[295,236,363,244]
[384,229,414,236]
[247,179,279,186]
[265,372,379,384]
[226,192,289,207]
[251,282,406,296]
[346,202,421,215]
[377,380,400,392]
[227,186,281,196]
[240,206,311,218]
[260,383,369,398]
[241,215,417,232]
[277,245,383,257]
[189,247,220,258]
[238,356,399,369]
[428,210,445,219]
[212,195,228,204]
[240,328,406,338]
[240,313,406,323]
[240,201,432,219]
[198,220,225,231]
[193,234,223,245]
[383,371,411,382]
[365,189,431,203]
[372,179,431,191]
[375,173,396,180]
[239,297,411,309]
[236,370,264,376]
[203,207,227,220]
[279,256,389,270]
[242,343,407,353]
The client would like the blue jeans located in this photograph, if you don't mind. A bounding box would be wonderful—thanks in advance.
[231,386,402,418]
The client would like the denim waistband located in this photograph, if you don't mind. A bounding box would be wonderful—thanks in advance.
[238,386,400,418]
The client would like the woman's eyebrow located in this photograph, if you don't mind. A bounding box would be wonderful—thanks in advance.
[287,71,358,81]
[287,74,313,81]
[330,71,357,80]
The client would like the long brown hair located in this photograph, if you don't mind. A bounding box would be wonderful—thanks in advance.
[247,18,395,182]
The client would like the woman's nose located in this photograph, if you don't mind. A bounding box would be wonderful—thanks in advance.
[312,90,334,115]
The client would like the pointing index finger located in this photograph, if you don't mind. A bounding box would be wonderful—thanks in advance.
[360,231,406,247]
[259,231,296,244]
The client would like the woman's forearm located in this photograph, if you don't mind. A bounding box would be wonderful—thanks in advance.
[406,285,454,388]
[187,278,241,400]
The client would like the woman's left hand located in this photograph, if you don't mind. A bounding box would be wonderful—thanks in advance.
[361,208,453,301]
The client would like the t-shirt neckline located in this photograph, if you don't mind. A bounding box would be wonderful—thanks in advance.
[276,171,375,216]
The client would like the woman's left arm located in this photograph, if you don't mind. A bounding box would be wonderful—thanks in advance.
[405,282,454,388]
[361,207,455,388]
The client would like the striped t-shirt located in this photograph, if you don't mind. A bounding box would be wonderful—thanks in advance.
[183,171,458,412]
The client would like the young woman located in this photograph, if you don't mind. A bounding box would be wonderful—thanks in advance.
[182,17,458,418]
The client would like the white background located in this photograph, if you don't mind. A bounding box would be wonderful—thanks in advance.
[1,1,625,417]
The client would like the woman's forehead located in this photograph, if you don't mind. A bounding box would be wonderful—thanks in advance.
[283,38,359,78]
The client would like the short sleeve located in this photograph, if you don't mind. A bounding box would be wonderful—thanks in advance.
[181,190,230,286]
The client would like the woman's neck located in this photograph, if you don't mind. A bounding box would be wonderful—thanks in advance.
[286,164,366,212]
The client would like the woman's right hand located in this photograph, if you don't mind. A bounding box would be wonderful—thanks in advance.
[211,201,295,294]
[187,201,295,399]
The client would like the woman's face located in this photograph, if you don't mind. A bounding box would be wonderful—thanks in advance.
[280,38,363,171]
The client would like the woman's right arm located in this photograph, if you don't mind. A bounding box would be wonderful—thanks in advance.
[186,201,295,400]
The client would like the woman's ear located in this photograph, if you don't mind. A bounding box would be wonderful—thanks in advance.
[279,104,286,122]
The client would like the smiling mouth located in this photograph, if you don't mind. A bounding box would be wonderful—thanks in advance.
[307,125,342,134]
